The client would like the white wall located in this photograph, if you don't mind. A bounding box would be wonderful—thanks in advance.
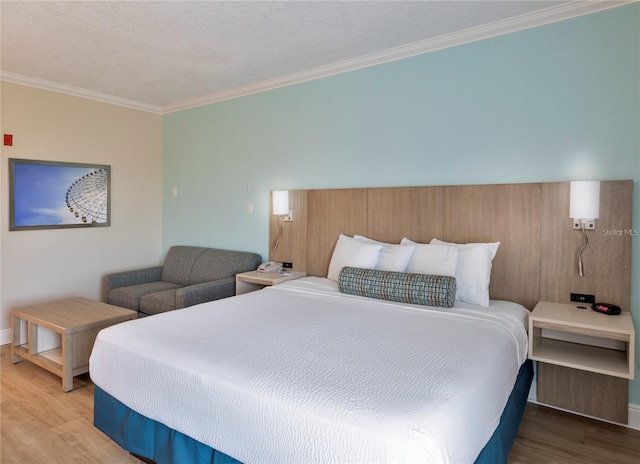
[0,82,163,343]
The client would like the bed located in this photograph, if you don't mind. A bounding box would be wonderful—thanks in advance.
[90,180,635,463]
[91,275,532,464]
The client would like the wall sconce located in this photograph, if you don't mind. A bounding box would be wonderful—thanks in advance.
[569,181,600,277]
[272,190,292,250]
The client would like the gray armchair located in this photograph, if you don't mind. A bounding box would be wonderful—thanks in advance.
[103,246,262,317]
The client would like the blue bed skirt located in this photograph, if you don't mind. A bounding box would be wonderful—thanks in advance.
[94,359,533,464]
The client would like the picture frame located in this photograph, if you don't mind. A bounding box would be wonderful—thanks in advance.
[9,158,111,231]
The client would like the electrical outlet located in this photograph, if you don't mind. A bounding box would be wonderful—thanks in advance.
[570,293,595,304]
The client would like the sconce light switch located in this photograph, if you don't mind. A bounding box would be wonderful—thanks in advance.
[247,202,254,214]
[573,219,595,230]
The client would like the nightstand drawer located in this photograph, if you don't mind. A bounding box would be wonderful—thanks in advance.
[537,363,629,423]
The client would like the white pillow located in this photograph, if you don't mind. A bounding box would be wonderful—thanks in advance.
[327,234,382,281]
[353,235,415,272]
[430,238,500,307]
[400,238,458,277]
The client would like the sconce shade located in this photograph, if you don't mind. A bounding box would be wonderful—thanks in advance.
[272,190,289,215]
[570,181,600,220]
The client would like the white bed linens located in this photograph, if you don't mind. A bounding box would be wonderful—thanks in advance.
[90,277,529,464]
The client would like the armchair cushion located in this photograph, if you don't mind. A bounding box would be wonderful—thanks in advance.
[161,246,208,286]
[188,249,261,284]
[139,289,179,316]
[140,277,237,316]
[109,281,182,312]
[102,266,163,303]
[104,246,262,315]
[176,277,236,308]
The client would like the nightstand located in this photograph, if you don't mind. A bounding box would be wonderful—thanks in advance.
[235,270,307,295]
[529,301,635,423]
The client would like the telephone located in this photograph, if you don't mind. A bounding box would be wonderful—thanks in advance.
[258,261,283,273]
[591,302,621,316]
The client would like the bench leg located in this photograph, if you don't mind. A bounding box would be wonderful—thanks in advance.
[62,334,74,392]
[11,315,21,363]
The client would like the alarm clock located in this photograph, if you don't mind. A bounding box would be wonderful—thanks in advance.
[591,302,621,316]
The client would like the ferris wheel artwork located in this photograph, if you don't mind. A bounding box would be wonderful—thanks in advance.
[9,158,111,231]
[65,168,109,224]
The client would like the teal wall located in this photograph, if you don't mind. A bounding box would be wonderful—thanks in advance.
[163,5,640,402]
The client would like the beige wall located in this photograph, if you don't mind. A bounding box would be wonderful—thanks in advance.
[0,83,163,342]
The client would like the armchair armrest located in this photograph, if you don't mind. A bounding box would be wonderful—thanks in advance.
[102,266,163,302]
[176,277,236,308]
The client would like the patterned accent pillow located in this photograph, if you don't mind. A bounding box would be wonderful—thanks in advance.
[337,267,456,308]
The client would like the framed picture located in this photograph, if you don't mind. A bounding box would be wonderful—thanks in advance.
[9,158,111,231]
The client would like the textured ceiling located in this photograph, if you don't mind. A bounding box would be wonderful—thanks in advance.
[0,1,623,113]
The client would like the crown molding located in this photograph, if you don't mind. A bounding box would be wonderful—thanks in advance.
[1,1,634,115]
[0,71,163,114]
[163,1,634,114]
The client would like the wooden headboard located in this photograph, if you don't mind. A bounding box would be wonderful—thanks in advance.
[269,181,632,311]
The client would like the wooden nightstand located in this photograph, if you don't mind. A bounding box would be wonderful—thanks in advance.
[529,301,635,423]
[235,270,307,295]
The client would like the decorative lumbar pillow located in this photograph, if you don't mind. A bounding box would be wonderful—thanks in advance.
[326,234,382,282]
[353,235,415,272]
[429,238,500,307]
[400,238,458,277]
[337,266,456,308]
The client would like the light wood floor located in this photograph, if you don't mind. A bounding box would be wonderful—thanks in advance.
[2,343,639,463]
[1,344,139,463]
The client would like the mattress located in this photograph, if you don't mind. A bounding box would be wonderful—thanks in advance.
[90,276,529,464]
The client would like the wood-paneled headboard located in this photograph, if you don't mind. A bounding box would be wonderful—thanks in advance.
[269,181,632,311]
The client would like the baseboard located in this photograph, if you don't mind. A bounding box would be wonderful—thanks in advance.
[528,379,640,431]
[1,328,11,346]
[629,403,640,430]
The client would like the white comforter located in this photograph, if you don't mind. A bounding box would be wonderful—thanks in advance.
[90,277,529,464]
